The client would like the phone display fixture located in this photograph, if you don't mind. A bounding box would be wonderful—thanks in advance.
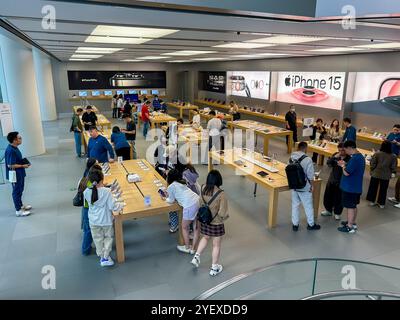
[91,90,101,97]
[104,90,113,96]
[158,188,167,198]
[257,171,268,177]
[78,91,88,97]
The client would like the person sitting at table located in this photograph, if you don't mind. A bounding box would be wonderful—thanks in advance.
[111,126,131,161]
[366,141,398,209]
[342,117,357,143]
[87,127,115,164]
[81,106,97,131]
[385,124,400,156]
[326,119,341,143]
[311,118,327,163]
[228,101,241,121]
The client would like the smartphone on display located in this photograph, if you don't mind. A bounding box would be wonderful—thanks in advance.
[217,150,225,155]
[158,188,167,198]
[257,171,269,177]
[379,78,400,99]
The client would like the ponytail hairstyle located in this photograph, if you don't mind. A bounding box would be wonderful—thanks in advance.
[88,169,104,204]
[167,169,186,185]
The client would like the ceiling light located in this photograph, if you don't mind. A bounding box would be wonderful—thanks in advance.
[76,47,123,53]
[120,59,144,62]
[191,57,228,61]
[90,25,179,38]
[309,47,363,52]
[70,54,103,59]
[138,56,170,60]
[161,50,217,56]
[247,35,328,44]
[69,58,92,61]
[167,60,193,63]
[213,42,275,49]
[85,36,151,44]
[354,42,400,49]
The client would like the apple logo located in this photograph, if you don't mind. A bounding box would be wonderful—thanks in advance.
[285,76,291,87]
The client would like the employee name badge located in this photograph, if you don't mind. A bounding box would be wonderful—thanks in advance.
[117,156,123,164]
[8,170,17,183]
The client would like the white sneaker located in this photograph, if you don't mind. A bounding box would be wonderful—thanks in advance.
[22,205,32,211]
[388,197,399,204]
[177,245,193,254]
[16,210,30,217]
[379,205,385,209]
[321,210,332,217]
[369,202,376,207]
[334,214,341,221]
[191,254,200,268]
[209,264,223,276]
[394,203,400,209]
[100,257,114,267]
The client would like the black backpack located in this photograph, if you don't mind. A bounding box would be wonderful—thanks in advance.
[285,155,308,190]
[198,188,223,225]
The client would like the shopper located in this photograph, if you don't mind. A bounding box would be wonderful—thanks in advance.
[111,94,118,119]
[311,118,327,163]
[153,95,161,111]
[87,127,115,163]
[191,109,201,128]
[321,143,350,220]
[121,114,137,159]
[388,177,400,209]
[207,110,223,152]
[326,119,341,142]
[84,169,124,267]
[342,117,357,143]
[229,101,240,121]
[81,106,97,131]
[385,124,400,156]
[160,100,168,113]
[4,131,32,217]
[141,100,151,138]
[285,105,298,145]
[123,98,132,118]
[164,169,200,254]
[183,163,200,195]
[337,140,366,233]
[289,142,321,231]
[116,94,124,119]
[71,107,84,157]
[366,141,397,208]
[191,170,228,276]
[111,126,131,161]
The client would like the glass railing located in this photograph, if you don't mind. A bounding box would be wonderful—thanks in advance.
[195,258,400,300]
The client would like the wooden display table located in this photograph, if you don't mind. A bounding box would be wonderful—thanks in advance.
[103,160,183,263]
[208,149,322,228]
[230,120,293,154]
[149,113,177,129]
[166,102,199,118]
[194,99,302,127]
[191,109,233,123]
[356,131,385,146]
[73,105,99,113]
[93,114,111,129]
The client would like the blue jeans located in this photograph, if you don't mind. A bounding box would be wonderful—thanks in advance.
[82,207,93,255]
[12,176,25,211]
[143,121,150,138]
[74,131,82,157]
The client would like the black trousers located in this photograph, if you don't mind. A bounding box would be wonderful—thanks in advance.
[209,135,223,151]
[116,147,131,161]
[112,108,118,118]
[312,152,319,163]
[323,182,343,215]
[366,177,390,206]
[286,128,298,145]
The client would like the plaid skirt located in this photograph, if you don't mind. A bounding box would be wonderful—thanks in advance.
[200,222,225,237]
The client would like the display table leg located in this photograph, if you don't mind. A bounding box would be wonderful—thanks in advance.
[208,152,213,172]
[263,137,270,155]
[287,132,293,153]
[268,189,279,228]
[317,155,325,166]
[312,179,322,219]
[114,217,125,263]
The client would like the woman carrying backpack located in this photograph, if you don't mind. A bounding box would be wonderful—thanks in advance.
[191,170,228,276]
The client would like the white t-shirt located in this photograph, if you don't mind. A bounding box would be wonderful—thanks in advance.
[117,98,124,109]
[207,118,222,136]
[166,181,199,209]
[192,114,201,126]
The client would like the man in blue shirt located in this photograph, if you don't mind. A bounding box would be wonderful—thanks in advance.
[342,117,357,143]
[337,140,366,233]
[111,126,131,160]
[152,95,161,111]
[4,132,32,217]
[385,124,400,156]
[87,127,115,163]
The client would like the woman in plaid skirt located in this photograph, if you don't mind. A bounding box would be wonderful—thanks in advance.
[191,170,229,276]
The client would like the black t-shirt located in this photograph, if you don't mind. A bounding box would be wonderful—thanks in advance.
[125,120,136,141]
[124,104,132,115]
[82,112,97,130]
[285,111,297,130]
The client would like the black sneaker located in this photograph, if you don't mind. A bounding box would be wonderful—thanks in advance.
[338,225,356,233]
[307,224,321,230]
[292,225,299,232]
[340,221,358,230]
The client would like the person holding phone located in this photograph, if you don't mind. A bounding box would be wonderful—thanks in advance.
[4,132,32,217]
[385,124,400,156]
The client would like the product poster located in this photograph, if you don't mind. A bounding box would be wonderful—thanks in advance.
[227,71,270,100]
[276,72,345,110]
[0,103,14,136]
[302,117,314,137]
[198,71,226,93]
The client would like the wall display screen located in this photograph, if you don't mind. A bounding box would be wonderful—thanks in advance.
[140,90,148,95]
[128,89,138,94]
[116,90,125,95]
[91,90,101,96]
[68,71,166,90]
[104,90,113,96]
[151,90,160,95]
[78,91,88,97]
[199,71,226,93]
[351,72,400,117]
[227,71,270,100]
[276,72,345,110]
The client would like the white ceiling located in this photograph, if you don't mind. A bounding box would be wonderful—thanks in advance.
[1,0,400,63]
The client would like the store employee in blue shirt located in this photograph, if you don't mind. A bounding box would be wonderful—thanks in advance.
[87,127,115,163]
[342,117,357,143]
[386,124,400,156]
[337,140,365,233]
[4,131,32,217]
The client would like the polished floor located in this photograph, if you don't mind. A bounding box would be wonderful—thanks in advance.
[0,113,400,299]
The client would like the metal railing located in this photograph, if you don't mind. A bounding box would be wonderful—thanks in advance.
[195,258,400,300]
[302,290,400,300]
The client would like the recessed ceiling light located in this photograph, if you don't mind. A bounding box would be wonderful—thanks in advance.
[213,42,275,49]
[309,47,363,52]
[138,56,170,60]
[161,50,217,56]
[76,47,123,53]
[354,42,400,49]
[69,58,92,61]
[191,57,229,61]
[70,54,103,59]
[90,25,179,38]
[247,35,328,44]
[85,36,150,44]
[231,53,287,58]
[166,60,192,63]
[120,59,145,62]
